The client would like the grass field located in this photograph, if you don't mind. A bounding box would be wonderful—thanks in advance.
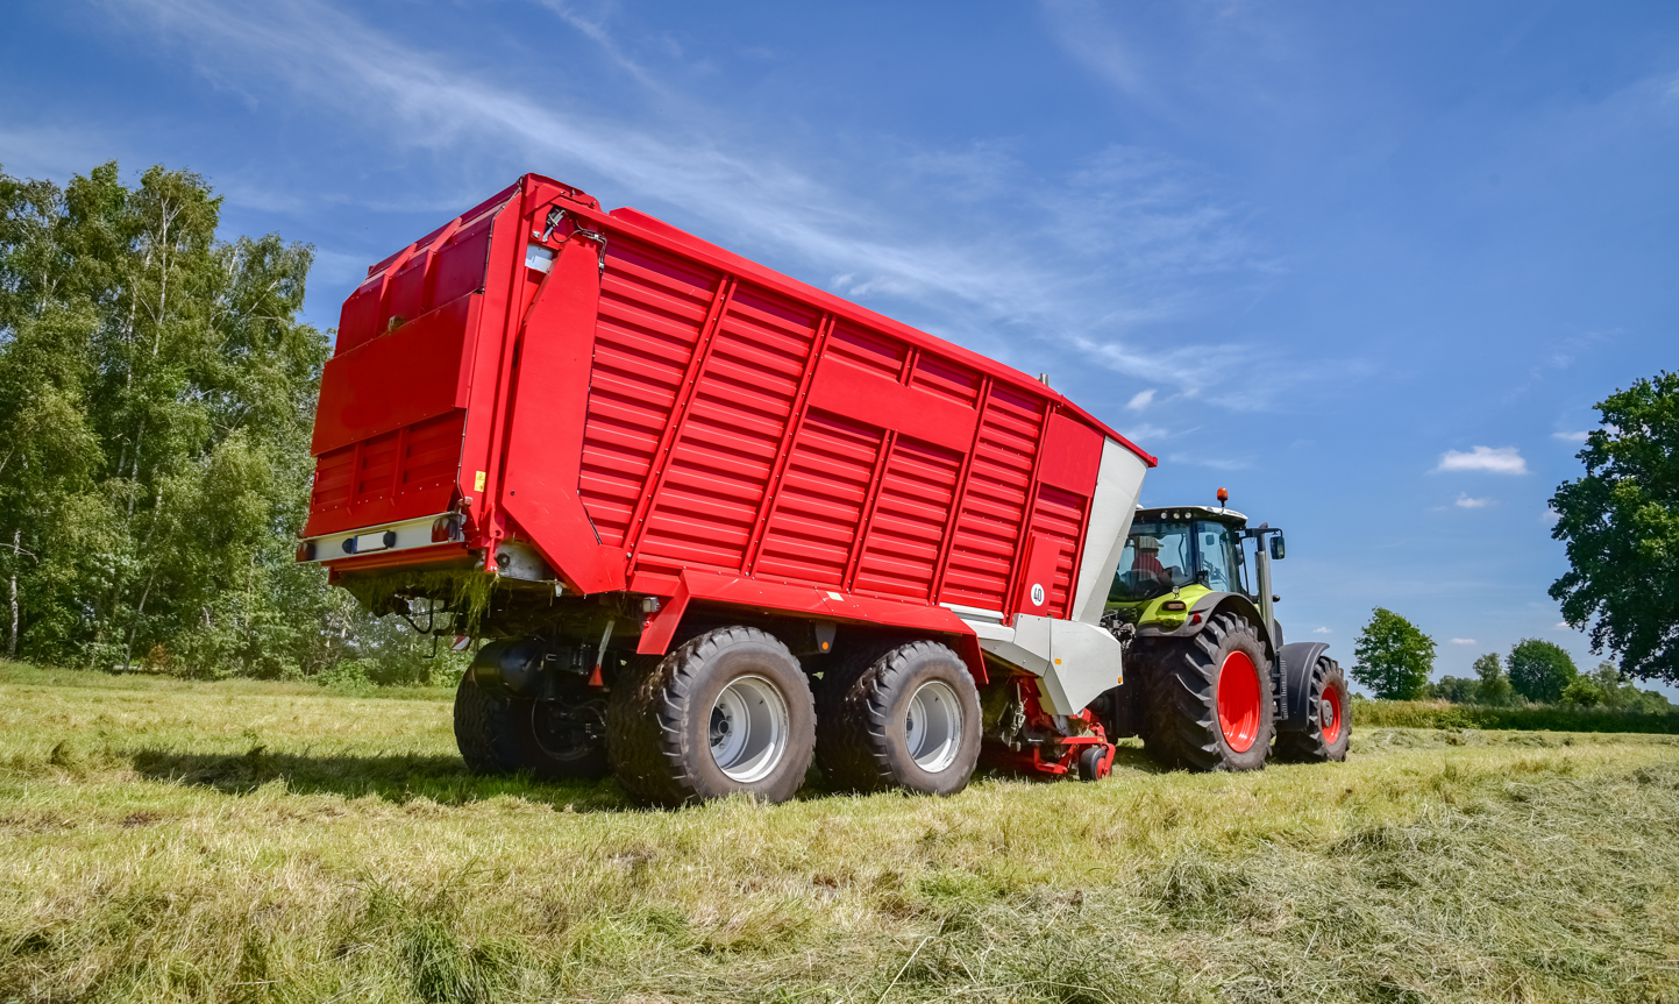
[1,662,1674,1003]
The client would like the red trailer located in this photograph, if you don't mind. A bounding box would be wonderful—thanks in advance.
[300,174,1155,804]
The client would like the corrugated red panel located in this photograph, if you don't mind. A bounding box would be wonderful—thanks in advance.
[938,385,1043,611]
[577,237,720,546]
[631,284,818,581]
[756,411,878,585]
[853,438,963,599]
[309,411,462,529]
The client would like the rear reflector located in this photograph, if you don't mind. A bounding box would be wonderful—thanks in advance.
[432,515,463,542]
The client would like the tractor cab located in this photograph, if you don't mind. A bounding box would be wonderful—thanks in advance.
[1106,490,1288,641]
[1112,504,1251,604]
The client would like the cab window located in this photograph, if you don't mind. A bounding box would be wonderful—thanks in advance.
[1195,521,1245,593]
[1110,520,1194,602]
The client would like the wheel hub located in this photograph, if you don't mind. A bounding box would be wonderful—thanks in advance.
[707,674,790,784]
[1214,650,1262,753]
[904,679,962,773]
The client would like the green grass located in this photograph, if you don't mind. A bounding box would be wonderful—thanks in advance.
[1355,697,1678,734]
[0,661,1674,1002]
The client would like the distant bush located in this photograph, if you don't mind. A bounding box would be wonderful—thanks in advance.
[1354,697,1676,734]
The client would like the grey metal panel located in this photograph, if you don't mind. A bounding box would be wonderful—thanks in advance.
[1070,439,1149,626]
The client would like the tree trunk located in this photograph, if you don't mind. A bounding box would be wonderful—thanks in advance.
[7,528,18,660]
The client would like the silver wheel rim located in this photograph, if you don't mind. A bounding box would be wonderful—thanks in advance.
[904,679,962,774]
[708,674,789,784]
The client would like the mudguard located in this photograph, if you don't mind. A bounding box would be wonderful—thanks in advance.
[1136,591,1271,650]
[1278,641,1331,730]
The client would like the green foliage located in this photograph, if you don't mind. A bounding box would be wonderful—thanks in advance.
[1472,652,1514,706]
[1351,607,1435,699]
[1549,372,1678,684]
[1560,676,1605,708]
[1352,696,1675,733]
[1507,638,1578,703]
[0,161,436,682]
[1429,675,1478,703]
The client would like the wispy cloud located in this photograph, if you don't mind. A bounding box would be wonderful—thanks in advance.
[1125,388,1157,411]
[1551,430,1589,444]
[1312,626,1332,635]
[1454,493,1496,509]
[1434,445,1529,475]
[110,0,1352,416]
[1167,452,1255,471]
[1449,637,1477,646]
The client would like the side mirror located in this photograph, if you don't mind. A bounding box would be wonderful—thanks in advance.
[1269,535,1286,560]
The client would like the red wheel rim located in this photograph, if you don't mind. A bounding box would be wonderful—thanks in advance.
[1321,683,1344,744]
[1215,651,1262,753]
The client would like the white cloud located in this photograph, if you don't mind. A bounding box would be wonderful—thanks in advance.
[1454,494,1496,509]
[1125,388,1156,411]
[1312,626,1332,635]
[1551,430,1589,444]
[1554,621,1570,630]
[109,0,1361,418]
[1167,452,1255,471]
[1541,506,1560,526]
[1433,446,1529,476]
[1449,638,1477,646]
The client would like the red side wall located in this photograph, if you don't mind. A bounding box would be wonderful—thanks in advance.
[305,174,1155,625]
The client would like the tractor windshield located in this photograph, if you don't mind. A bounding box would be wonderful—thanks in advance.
[1111,521,1195,601]
[1195,520,1247,594]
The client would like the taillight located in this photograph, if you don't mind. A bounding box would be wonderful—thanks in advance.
[431,515,463,543]
[295,541,315,562]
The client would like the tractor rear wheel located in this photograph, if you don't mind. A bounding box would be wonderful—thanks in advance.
[816,640,981,795]
[1275,655,1351,762]
[453,671,610,781]
[606,626,815,805]
[1141,612,1275,771]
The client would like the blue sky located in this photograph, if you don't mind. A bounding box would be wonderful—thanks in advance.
[3,1,1675,690]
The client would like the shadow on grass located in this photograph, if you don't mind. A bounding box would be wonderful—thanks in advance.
[130,741,1169,813]
[130,747,640,812]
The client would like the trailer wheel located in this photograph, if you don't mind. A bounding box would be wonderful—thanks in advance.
[1274,656,1351,763]
[452,672,610,780]
[1141,612,1275,771]
[816,640,981,796]
[606,626,814,805]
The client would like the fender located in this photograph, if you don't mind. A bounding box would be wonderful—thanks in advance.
[1277,641,1330,730]
[1136,591,1272,651]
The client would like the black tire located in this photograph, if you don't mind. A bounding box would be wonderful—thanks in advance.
[1141,612,1276,771]
[1076,744,1107,781]
[452,671,610,781]
[1275,656,1351,762]
[816,640,981,796]
[606,626,814,806]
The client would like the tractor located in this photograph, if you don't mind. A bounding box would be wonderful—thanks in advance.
[1095,491,1350,770]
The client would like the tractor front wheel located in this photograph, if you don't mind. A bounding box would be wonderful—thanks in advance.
[1142,612,1276,771]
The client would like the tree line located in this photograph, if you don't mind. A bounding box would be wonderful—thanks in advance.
[0,162,445,683]
[1351,607,1674,714]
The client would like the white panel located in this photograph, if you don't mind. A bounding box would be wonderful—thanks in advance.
[1069,439,1149,625]
[966,614,1126,717]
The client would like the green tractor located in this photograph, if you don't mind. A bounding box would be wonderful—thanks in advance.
[1095,492,1350,770]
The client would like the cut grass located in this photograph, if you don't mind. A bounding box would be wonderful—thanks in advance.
[0,661,1674,1002]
